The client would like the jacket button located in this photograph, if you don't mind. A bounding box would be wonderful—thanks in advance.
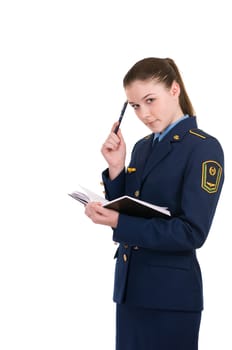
[123,253,128,262]
[124,244,129,249]
[134,190,140,197]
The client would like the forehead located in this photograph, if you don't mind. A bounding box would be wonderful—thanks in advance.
[125,79,167,100]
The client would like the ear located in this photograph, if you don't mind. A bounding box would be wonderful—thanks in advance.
[170,81,180,97]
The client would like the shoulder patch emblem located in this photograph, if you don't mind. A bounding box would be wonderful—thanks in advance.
[201,160,222,193]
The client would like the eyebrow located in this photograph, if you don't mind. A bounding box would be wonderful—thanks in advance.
[142,93,155,100]
[129,93,156,105]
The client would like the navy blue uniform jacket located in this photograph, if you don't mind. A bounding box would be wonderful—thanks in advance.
[102,117,224,312]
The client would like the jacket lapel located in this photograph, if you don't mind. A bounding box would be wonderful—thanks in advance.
[133,134,154,179]
[141,117,198,182]
[130,116,198,186]
[142,141,172,181]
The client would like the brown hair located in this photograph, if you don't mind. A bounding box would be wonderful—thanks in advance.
[123,57,195,116]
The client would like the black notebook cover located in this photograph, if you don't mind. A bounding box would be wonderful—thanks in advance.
[104,196,170,219]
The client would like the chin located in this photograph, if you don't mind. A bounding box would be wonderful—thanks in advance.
[147,121,163,133]
[149,126,162,133]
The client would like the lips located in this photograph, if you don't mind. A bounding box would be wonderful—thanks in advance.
[146,119,158,126]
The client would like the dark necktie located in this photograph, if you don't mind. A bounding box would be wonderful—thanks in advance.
[152,136,159,148]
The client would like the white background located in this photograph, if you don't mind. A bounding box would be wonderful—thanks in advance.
[0,1,231,349]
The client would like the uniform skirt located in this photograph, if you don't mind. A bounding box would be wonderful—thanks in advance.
[116,303,201,350]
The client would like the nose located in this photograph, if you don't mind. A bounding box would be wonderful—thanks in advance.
[137,105,151,121]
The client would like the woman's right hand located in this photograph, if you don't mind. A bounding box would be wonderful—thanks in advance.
[101,123,126,180]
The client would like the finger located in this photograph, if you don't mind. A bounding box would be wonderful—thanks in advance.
[111,122,119,133]
[103,141,118,151]
[102,135,121,151]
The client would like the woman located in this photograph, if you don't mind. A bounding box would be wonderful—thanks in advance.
[84,57,224,350]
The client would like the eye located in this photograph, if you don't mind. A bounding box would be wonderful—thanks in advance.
[131,104,140,110]
[146,98,155,104]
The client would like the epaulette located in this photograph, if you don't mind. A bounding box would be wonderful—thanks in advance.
[134,133,152,148]
[189,129,209,139]
[144,134,153,140]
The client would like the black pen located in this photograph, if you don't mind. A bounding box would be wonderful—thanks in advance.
[113,101,128,134]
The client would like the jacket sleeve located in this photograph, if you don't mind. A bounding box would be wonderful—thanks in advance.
[102,168,126,200]
[112,137,224,252]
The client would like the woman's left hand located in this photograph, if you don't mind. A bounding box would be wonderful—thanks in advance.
[84,202,119,228]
